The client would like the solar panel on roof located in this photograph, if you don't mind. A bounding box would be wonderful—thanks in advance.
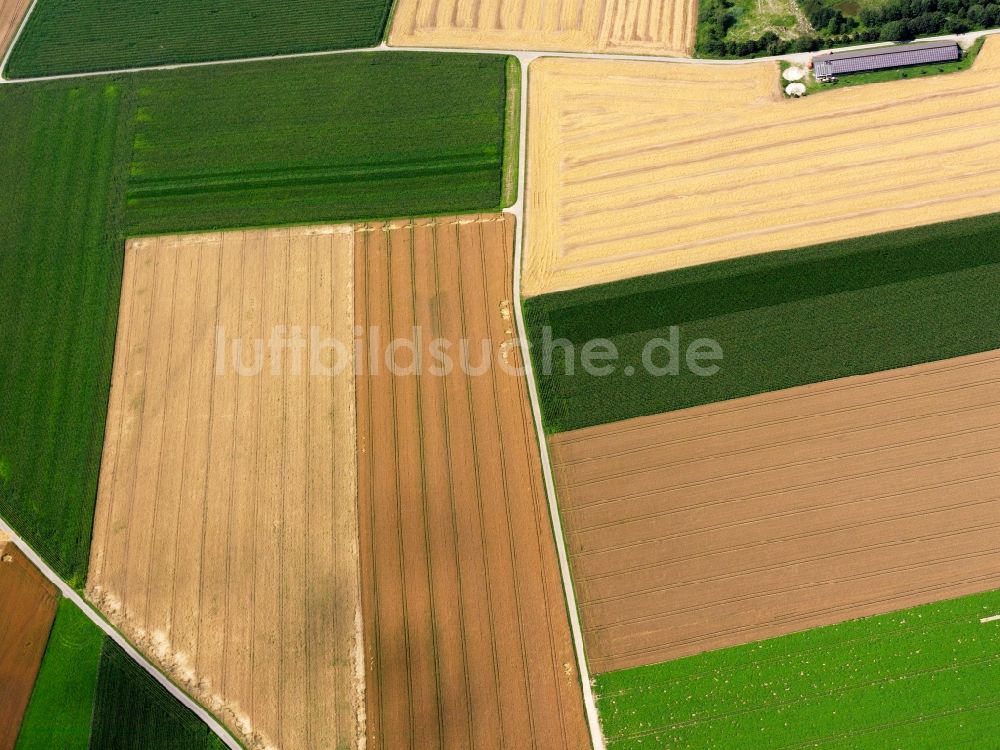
[814,43,959,77]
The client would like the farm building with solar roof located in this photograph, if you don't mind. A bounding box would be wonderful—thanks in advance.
[813,40,961,78]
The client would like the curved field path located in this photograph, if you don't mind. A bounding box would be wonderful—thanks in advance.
[355,213,589,749]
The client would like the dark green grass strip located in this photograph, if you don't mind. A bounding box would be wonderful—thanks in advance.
[5,0,394,78]
[90,639,226,750]
[124,52,512,235]
[525,212,1000,433]
[595,589,1000,749]
[15,600,105,750]
[0,79,134,585]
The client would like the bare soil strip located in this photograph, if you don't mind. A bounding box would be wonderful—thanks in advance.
[388,0,696,56]
[550,350,1000,673]
[0,540,58,749]
[524,39,1000,295]
[355,214,590,749]
[88,227,362,750]
[0,0,31,63]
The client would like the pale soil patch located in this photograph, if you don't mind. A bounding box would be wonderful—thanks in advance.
[524,38,1000,295]
[550,350,1000,673]
[0,540,58,748]
[355,214,590,749]
[0,0,31,62]
[88,227,362,750]
[388,0,696,57]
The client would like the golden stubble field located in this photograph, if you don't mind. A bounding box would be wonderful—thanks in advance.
[88,227,362,750]
[523,38,1000,295]
[388,0,696,56]
[0,0,31,60]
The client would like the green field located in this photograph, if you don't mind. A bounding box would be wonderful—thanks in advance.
[16,599,225,748]
[16,600,106,749]
[5,0,394,78]
[0,79,133,584]
[596,589,1000,749]
[525,212,1000,433]
[126,53,515,234]
[90,641,226,750]
[0,52,515,584]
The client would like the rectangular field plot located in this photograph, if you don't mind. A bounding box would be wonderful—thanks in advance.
[0,539,58,748]
[595,589,1000,749]
[124,53,516,236]
[87,227,362,750]
[355,214,590,749]
[550,350,1000,674]
[5,0,393,77]
[524,38,1000,295]
[388,0,696,56]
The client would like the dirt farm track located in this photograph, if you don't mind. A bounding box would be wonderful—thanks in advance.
[355,214,590,749]
[389,0,696,56]
[0,537,59,749]
[88,227,362,750]
[550,350,1000,674]
[524,37,1000,295]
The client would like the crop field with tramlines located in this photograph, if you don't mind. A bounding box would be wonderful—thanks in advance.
[0,51,516,587]
[388,0,698,56]
[549,350,1000,673]
[595,589,1000,748]
[523,40,1000,296]
[355,214,590,749]
[125,53,518,235]
[525,212,1000,433]
[4,0,394,77]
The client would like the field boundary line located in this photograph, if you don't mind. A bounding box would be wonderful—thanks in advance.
[509,54,606,750]
[2,29,999,84]
[0,514,243,750]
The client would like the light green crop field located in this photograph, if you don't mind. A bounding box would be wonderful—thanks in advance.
[596,589,1000,749]
[15,599,105,749]
[5,0,394,78]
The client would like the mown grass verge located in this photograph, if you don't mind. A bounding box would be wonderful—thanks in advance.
[525,212,1000,433]
[5,0,394,78]
[595,588,1000,749]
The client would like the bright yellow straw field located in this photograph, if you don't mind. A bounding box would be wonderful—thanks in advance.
[523,38,1000,296]
[388,0,696,57]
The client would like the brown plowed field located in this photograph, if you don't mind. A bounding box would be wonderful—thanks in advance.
[355,214,589,749]
[0,0,31,61]
[388,0,696,57]
[88,227,363,750]
[0,539,58,750]
[524,40,1000,295]
[550,350,1000,674]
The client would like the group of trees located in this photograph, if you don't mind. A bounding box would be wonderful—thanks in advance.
[697,0,998,58]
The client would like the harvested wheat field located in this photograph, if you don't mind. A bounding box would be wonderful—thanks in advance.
[0,538,58,749]
[0,0,30,63]
[88,227,362,750]
[388,0,696,56]
[355,214,590,749]
[550,349,1000,674]
[524,38,1000,295]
